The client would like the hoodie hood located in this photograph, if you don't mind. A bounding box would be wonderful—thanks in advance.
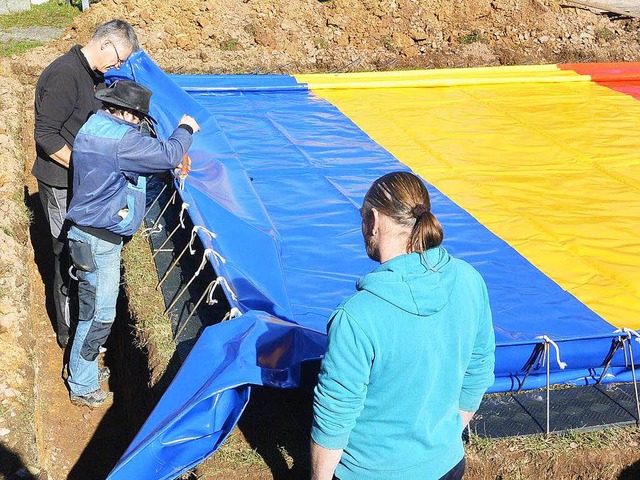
[356,247,455,317]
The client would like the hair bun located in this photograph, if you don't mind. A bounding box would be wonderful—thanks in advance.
[411,204,429,218]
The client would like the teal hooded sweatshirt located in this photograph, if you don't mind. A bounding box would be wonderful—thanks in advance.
[312,247,495,480]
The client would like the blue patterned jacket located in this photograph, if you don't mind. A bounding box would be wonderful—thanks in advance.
[67,110,192,236]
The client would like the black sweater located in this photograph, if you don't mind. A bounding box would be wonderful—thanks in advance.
[32,45,103,188]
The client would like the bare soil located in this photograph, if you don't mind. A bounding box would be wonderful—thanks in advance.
[57,0,640,72]
[1,0,640,479]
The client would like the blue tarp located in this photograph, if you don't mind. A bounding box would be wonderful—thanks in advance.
[106,52,637,479]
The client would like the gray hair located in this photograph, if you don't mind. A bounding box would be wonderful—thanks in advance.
[92,19,139,51]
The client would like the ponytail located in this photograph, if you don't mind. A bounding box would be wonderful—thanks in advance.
[364,171,444,253]
[409,210,443,253]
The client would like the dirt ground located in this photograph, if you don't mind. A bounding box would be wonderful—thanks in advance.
[1,0,640,479]
[61,0,640,72]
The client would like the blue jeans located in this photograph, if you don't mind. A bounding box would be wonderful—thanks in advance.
[67,226,122,396]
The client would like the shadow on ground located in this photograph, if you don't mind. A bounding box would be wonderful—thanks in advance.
[25,187,58,339]
[618,460,640,479]
[0,442,37,480]
[236,362,320,480]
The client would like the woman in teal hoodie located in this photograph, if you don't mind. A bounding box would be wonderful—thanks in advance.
[311,171,495,480]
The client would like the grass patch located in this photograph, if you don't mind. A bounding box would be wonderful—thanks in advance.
[313,37,328,49]
[0,1,79,30]
[0,40,45,57]
[465,425,640,479]
[382,35,396,52]
[121,231,176,385]
[189,430,268,478]
[219,38,240,51]
[12,190,33,234]
[215,434,264,465]
[458,30,485,45]
[596,27,615,42]
[468,426,640,457]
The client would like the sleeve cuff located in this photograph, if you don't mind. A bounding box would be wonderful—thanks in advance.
[39,138,68,157]
[311,424,350,450]
[459,391,485,413]
[178,124,194,135]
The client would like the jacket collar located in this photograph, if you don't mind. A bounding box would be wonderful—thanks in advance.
[96,108,140,128]
[70,44,103,84]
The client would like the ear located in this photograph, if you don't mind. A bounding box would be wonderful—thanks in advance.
[371,207,380,235]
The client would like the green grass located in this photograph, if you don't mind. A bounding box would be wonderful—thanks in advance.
[314,37,328,49]
[121,231,177,385]
[219,38,240,51]
[596,28,615,42]
[0,1,79,30]
[382,35,395,52]
[0,40,45,57]
[468,425,640,455]
[459,30,485,45]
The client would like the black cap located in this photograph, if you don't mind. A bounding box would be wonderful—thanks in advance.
[95,80,156,123]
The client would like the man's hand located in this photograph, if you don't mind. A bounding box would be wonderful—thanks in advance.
[179,114,200,133]
[310,441,343,480]
[49,144,72,168]
[177,154,191,176]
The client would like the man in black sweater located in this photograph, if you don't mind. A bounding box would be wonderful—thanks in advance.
[33,19,139,348]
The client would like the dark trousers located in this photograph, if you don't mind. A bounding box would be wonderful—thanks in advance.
[38,181,72,341]
[439,457,465,480]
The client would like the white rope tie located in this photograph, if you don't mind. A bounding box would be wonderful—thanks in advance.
[207,277,221,305]
[189,225,218,255]
[188,227,199,255]
[188,226,225,265]
[195,249,214,277]
[614,328,640,343]
[536,335,567,369]
[162,248,214,314]
[179,202,189,229]
[204,280,219,306]
[207,276,238,304]
[140,222,163,237]
[222,307,242,321]
[209,249,226,265]
[141,189,177,236]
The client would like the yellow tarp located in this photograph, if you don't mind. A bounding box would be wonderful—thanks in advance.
[296,66,640,328]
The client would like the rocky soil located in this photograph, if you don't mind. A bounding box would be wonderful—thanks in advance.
[55,0,640,73]
[0,66,38,478]
[1,0,639,478]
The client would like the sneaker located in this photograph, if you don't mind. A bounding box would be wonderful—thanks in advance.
[98,366,110,383]
[70,388,111,408]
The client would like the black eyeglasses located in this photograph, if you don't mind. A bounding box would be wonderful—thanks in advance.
[109,41,123,68]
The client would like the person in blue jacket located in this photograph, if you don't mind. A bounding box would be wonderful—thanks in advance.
[65,80,200,408]
[311,171,496,480]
